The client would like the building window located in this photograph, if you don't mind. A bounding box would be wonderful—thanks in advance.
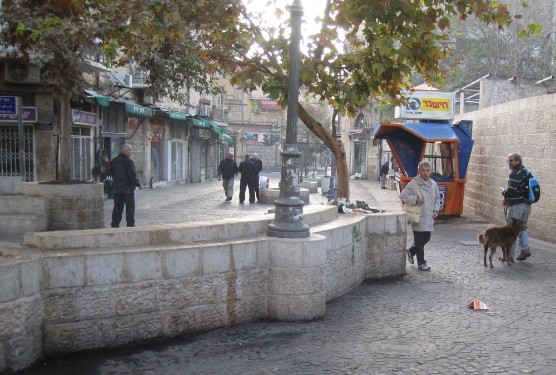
[423,142,454,179]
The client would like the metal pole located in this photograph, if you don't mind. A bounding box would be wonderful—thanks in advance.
[17,97,24,181]
[267,0,309,238]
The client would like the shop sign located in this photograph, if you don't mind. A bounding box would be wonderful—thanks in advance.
[71,109,97,126]
[0,96,16,115]
[395,90,455,120]
[35,121,53,130]
[0,106,37,122]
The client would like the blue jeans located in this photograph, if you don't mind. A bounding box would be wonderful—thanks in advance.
[506,203,531,258]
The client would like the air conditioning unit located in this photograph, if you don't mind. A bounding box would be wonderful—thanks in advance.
[143,95,154,104]
[114,72,133,88]
[4,61,41,84]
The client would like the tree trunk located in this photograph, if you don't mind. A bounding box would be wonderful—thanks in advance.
[58,97,72,182]
[297,103,350,199]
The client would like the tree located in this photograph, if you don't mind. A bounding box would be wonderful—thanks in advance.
[230,0,516,199]
[1,0,252,181]
[3,0,518,197]
[441,0,546,89]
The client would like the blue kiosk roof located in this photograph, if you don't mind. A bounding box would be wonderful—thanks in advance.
[372,122,459,142]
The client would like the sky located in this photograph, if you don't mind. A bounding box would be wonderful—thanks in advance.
[243,0,328,39]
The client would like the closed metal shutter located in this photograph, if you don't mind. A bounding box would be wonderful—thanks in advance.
[0,125,34,181]
[189,137,201,183]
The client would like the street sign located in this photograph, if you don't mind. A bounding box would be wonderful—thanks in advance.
[0,96,17,115]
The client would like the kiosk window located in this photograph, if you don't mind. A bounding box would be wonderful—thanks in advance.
[423,142,453,179]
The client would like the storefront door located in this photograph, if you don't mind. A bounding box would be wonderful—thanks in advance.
[71,127,93,181]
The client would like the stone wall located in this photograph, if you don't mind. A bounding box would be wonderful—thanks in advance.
[455,93,556,242]
[0,257,43,372]
[22,182,104,231]
[1,207,407,372]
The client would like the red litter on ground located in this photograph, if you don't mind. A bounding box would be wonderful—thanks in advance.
[467,299,490,311]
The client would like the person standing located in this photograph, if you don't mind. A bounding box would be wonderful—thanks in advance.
[400,161,441,271]
[380,161,390,189]
[251,153,263,202]
[218,152,239,202]
[110,144,143,228]
[238,154,257,203]
[502,152,532,262]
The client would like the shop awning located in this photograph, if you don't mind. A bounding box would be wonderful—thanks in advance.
[221,133,233,142]
[125,101,153,118]
[84,89,110,108]
[166,111,189,121]
[189,117,210,128]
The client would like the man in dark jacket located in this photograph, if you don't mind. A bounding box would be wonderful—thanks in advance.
[251,153,263,202]
[218,152,239,202]
[238,154,257,203]
[110,144,143,228]
[380,161,389,189]
[502,152,532,262]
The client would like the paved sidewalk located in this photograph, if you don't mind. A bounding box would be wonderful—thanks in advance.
[18,175,556,374]
[103,172,401,227]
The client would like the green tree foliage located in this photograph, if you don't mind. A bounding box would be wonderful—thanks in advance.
[1,0,252,180]
[232,0,515,198]
[2,0,517,193]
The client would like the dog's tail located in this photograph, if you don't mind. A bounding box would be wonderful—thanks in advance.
[478,232,486,244]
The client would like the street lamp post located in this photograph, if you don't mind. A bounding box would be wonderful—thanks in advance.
[267,0,310,238]
[327,112,341,199]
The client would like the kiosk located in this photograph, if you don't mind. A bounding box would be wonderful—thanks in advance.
[372,121,473,216]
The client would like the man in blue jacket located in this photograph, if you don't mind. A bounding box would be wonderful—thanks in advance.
[110,144,143,228]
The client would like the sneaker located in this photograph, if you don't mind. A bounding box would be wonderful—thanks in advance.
[418,263,431,271]
[406,249,414,265]
[226,197,232,202]
[516,249,531,261]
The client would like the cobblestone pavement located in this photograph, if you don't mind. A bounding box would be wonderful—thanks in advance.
[18,175,556,375]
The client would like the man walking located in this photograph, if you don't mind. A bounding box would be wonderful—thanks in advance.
[218,152,238,202]
[251,153,263,202]
[238,154,257,203]
[380,161,389,189]
[502,152,532,262]
[110,144,143,228]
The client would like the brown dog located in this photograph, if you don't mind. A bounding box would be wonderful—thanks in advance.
[478,218,523,268]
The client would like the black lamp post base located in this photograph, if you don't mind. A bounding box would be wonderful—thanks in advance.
[267,222,310,238]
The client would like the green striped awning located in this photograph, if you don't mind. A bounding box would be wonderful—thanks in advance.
[84,89,110,108]
[189,117,210,128]
[167,111,188,121]
[125,101,153,117]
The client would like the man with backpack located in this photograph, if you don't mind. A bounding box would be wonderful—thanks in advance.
[502,152,534,262]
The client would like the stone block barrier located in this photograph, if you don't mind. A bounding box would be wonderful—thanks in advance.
[22,182,104,231]
[1,206,406,372]
[300,181,318,193]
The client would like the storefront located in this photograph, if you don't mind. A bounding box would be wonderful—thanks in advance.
[0,106,36,181]
[70,109,97,181]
